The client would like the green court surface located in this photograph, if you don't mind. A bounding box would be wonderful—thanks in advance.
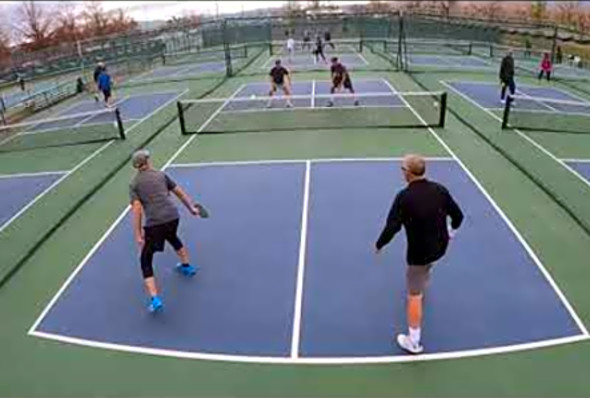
[1,40,590,398]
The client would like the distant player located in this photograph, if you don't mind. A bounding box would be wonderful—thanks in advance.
[324,30,335,50]
[538,52,552,81]
[499,49,515,104]
[286,35,296,63]
[93,61,105,102]
[313,35,326,64]
[267,59,293,108]
[97,67,114,108]
[327,57,358,107]
[16,73,26,92]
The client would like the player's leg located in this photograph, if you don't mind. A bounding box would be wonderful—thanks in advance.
[344,78,359,105]
[327,79,341,107]
[320,49,327,63]
[282,83,293,107]
[538,70,543,80]
[508,78,516,96]
[141,227,164,312]
[500,80,507,102]
[165,219,197,276]
[267,82,277,107]
[547,70,551,81]
[396,264,432,354]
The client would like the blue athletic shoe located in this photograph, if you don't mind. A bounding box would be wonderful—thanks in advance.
[148,296,163,313]
[176,263,198,277]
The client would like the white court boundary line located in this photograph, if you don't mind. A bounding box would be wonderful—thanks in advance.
[441,80,590,191]
[562,158,590,163]
[0,170,69,179]
[0,89,188,236]
[385,77,589,336]
[28,83,589,365]
[290,160,311,358]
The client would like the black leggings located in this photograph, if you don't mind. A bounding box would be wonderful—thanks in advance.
[140,219,183,278]
[538,70,551,81]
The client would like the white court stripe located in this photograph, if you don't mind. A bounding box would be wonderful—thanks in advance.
[290,160,311,358]
[28,330,588,365]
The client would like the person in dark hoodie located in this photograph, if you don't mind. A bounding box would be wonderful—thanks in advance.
[499,49,516,104]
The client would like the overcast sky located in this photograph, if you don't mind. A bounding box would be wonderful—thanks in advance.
[0,1,371,22]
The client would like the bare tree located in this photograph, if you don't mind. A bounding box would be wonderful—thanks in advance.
[439,1,459,18]
[53,2,80,43]
[82,1,110,37]
[555,1,579,28]
[530,1,548,22]
[108,8,138,34]
[14,1,55,50]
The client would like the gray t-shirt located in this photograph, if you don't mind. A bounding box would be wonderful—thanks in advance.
[129,169,180,227]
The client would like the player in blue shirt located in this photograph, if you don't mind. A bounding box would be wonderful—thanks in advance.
[97,68,113,107]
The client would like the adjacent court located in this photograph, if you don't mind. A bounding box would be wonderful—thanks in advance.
[0,90,183,232]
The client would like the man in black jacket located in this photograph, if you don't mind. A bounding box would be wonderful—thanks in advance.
[375,154,464,354]
[499,49,516,103]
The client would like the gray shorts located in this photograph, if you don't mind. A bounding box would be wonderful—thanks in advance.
[406,264,433,295]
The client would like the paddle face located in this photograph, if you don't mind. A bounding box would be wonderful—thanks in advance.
[195,203,209,218]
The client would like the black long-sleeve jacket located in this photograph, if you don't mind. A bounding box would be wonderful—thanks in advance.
[376,179,464,265]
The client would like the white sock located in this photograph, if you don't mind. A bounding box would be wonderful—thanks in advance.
[409,327,421,345]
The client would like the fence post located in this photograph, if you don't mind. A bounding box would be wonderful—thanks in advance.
[223,19,233,77]
[550,24,558,64]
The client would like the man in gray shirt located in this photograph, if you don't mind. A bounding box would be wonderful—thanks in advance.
[130,149,203,312]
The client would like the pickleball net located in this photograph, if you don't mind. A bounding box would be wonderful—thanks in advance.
[178,91,447,135]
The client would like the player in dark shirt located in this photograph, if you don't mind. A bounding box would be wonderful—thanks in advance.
[313,35,326,64]
[267,59,293,108]
[327,57,358,107]
[499,50,516,103]
[375,154,463,354]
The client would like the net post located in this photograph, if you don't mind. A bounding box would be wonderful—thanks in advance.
[222,20,233,77]
[115,108,125,140]
[439,92,447,127]
[177,101,187,135]
[501,95,512,129]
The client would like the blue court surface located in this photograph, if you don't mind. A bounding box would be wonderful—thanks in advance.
[0,171,65,233]
[129,61,226,84]
[219,79,404,111]
[566,161,590,183]
[31,159,583,361]
[408,55,494,69]
[443,80,590,113]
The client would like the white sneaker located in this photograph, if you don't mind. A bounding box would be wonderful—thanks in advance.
[500,98,505,104]
[286,101,293,108]
[396,333,424,354]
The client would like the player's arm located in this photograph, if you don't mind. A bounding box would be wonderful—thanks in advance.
[172,186,199,216]
[131,199,144,247]
[375,193,404,253]
[444,188,464,231]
